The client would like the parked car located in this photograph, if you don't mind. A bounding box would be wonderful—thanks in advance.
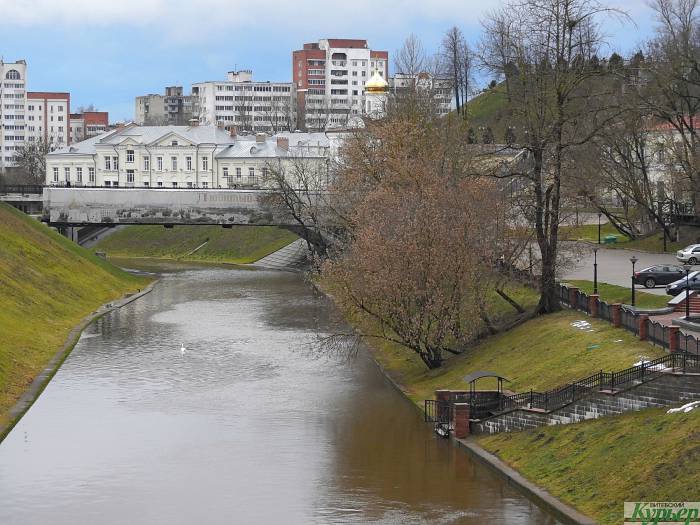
[634,265,686,288]
[666,270,700,296]
[676,244,700,264]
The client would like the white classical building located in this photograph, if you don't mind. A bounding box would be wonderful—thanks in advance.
[1,60,28,169]
[45,123,332,189]
[192,71,296,135]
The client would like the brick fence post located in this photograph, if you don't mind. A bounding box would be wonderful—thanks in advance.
[453,403,470,439]
[669,326,680,353]
[611,303,622,328]
[589,294,599,318]
[568,287,579,309]
[638,314,649,341]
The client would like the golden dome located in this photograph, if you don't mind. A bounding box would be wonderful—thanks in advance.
[365,70,388,93]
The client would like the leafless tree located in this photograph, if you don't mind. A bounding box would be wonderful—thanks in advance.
[441,26,471,115]
[13,139,51,184]
[394,34,427,79]
[479,0,627,314]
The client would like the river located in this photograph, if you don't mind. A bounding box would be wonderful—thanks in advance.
[0,266,557,524]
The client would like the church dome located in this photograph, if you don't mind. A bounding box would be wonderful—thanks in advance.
[365,70,388,93]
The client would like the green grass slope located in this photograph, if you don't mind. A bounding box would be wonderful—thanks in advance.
[466,85,510,140]
[94,225,299,264]
[0,203,150,425]
[478,408,700,525]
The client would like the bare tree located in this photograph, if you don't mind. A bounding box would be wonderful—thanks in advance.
[442,26,469,115]
[480,0,626,313]
[13,139,51,184]
[394,34,427,78]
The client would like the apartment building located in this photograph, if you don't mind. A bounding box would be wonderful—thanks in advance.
[292,39,388,130]
[45,123,331,189]
[0,60,28,169]
[26,92,70,147]
[192,70,296,134]
[135,86,193,126]
[70,111,109,143]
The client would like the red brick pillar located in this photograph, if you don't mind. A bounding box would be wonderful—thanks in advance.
[669,326,680,353]
[612,303,622,328]
[638,315,649,341]
[568,287,579,308]
[435,390,451,403]
[435,389,451,425]
[589,294,600,317]
[453,403,470,439]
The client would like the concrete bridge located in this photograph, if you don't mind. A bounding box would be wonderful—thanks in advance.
[42,186,305,227]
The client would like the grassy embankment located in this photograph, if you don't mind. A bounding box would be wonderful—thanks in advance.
[0,203,151,428]
[465,85,510,140]
[566,279,670,309]
[93,225,298,264]
[325,275,694,524]
[477,408,700,525]
[325,280,666,406]
[561,221,687,253]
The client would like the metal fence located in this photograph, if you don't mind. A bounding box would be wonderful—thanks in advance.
[0,185,44,194]
[424,400,452,425]
[620,308,639,335]
[678,333,700,355]
[559,285,571,307]
[577,291,590,313]
[647,320,670,349]
[599,300,612,322]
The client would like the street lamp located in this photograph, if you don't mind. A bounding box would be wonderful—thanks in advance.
[593,248,599,295]
[598,212,602,245]
[630,255,638,307]
[684,264,692,319]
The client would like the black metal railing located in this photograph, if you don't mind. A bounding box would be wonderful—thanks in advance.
[424,400,452,425]
[577,291,590,313]
[0,185,44,194]
[678,333,700,355]
[620,308,639,335]
[647,320,670,349]
[599,300,612,322]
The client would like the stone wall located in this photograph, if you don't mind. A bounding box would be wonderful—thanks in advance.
[472,373,700,434]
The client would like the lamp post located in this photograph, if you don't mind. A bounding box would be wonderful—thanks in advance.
[593,248,599,295]
[630,255,638,307]
[684,264,692,319]
[598,212,602,245]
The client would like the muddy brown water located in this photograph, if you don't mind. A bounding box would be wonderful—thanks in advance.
[0,266,558,524]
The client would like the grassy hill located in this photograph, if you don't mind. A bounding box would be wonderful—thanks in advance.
[93,225,298,264]
[478,407,700,525]
[465,85,510,141]
[0,203,150,427]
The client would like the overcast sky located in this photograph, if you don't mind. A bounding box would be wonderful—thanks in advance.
[1,0,657,121]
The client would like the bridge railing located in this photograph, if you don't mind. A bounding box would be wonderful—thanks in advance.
[0,185,44,195]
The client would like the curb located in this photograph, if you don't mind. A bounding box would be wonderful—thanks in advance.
[0,280,158,444]
[455,439,597,525]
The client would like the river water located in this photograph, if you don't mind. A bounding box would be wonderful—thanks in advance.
[0,267,557,524]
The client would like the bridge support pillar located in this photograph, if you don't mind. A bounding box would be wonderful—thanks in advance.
[453,403,470,439]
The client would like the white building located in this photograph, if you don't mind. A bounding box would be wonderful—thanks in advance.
[389,73,453,116]
[26,91,71,147]
[192,70,296,135]
[293,39,389,130]
[45,123,332,189]
[0,60,28,170]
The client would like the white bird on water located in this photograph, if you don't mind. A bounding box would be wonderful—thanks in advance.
[180,343,186,355]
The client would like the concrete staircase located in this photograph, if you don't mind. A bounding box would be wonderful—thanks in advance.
[251,239,311,272]
[671,291,700,313]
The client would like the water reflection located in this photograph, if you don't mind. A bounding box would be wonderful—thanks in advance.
[0,267,557,524]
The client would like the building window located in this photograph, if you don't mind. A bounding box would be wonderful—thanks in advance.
[172,181,178,187]
[5,69,20,80]
[126,150,134,163]
[105,156,111,170]
[113,156,119,170]
[144,156,150,170]
[236,167,241,179]
[76,167,83,182]
[202,181,208,188]
[202,156,208,170]
[248,167,255,182]
[53,167,59,182]
[171,140,178,146]
[157,181,163,187]
[187,181,193,188]
[105,181,111,187]
[127,170,134,183]
[223,167,229,179]
[262,167,269,179]
[64,167,70,181]
[157,156,163,170]
[171,156,177,170]
[144,181,150,187]
[186,156,192,170]
[89,167,95,183]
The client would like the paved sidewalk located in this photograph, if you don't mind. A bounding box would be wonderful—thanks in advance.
[252,238,310,271]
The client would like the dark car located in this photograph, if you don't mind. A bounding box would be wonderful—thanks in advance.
[666,270,700,296]
[633,265,685,288]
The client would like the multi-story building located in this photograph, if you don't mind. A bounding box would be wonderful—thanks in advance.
[389,72,453,116]
[69,111,109,143]
[0,59,28,170]
[135,86,193,126]
[26,92,70,147]
[192,70,296,134]
[292,39,388,130]
[45,123,331,189]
